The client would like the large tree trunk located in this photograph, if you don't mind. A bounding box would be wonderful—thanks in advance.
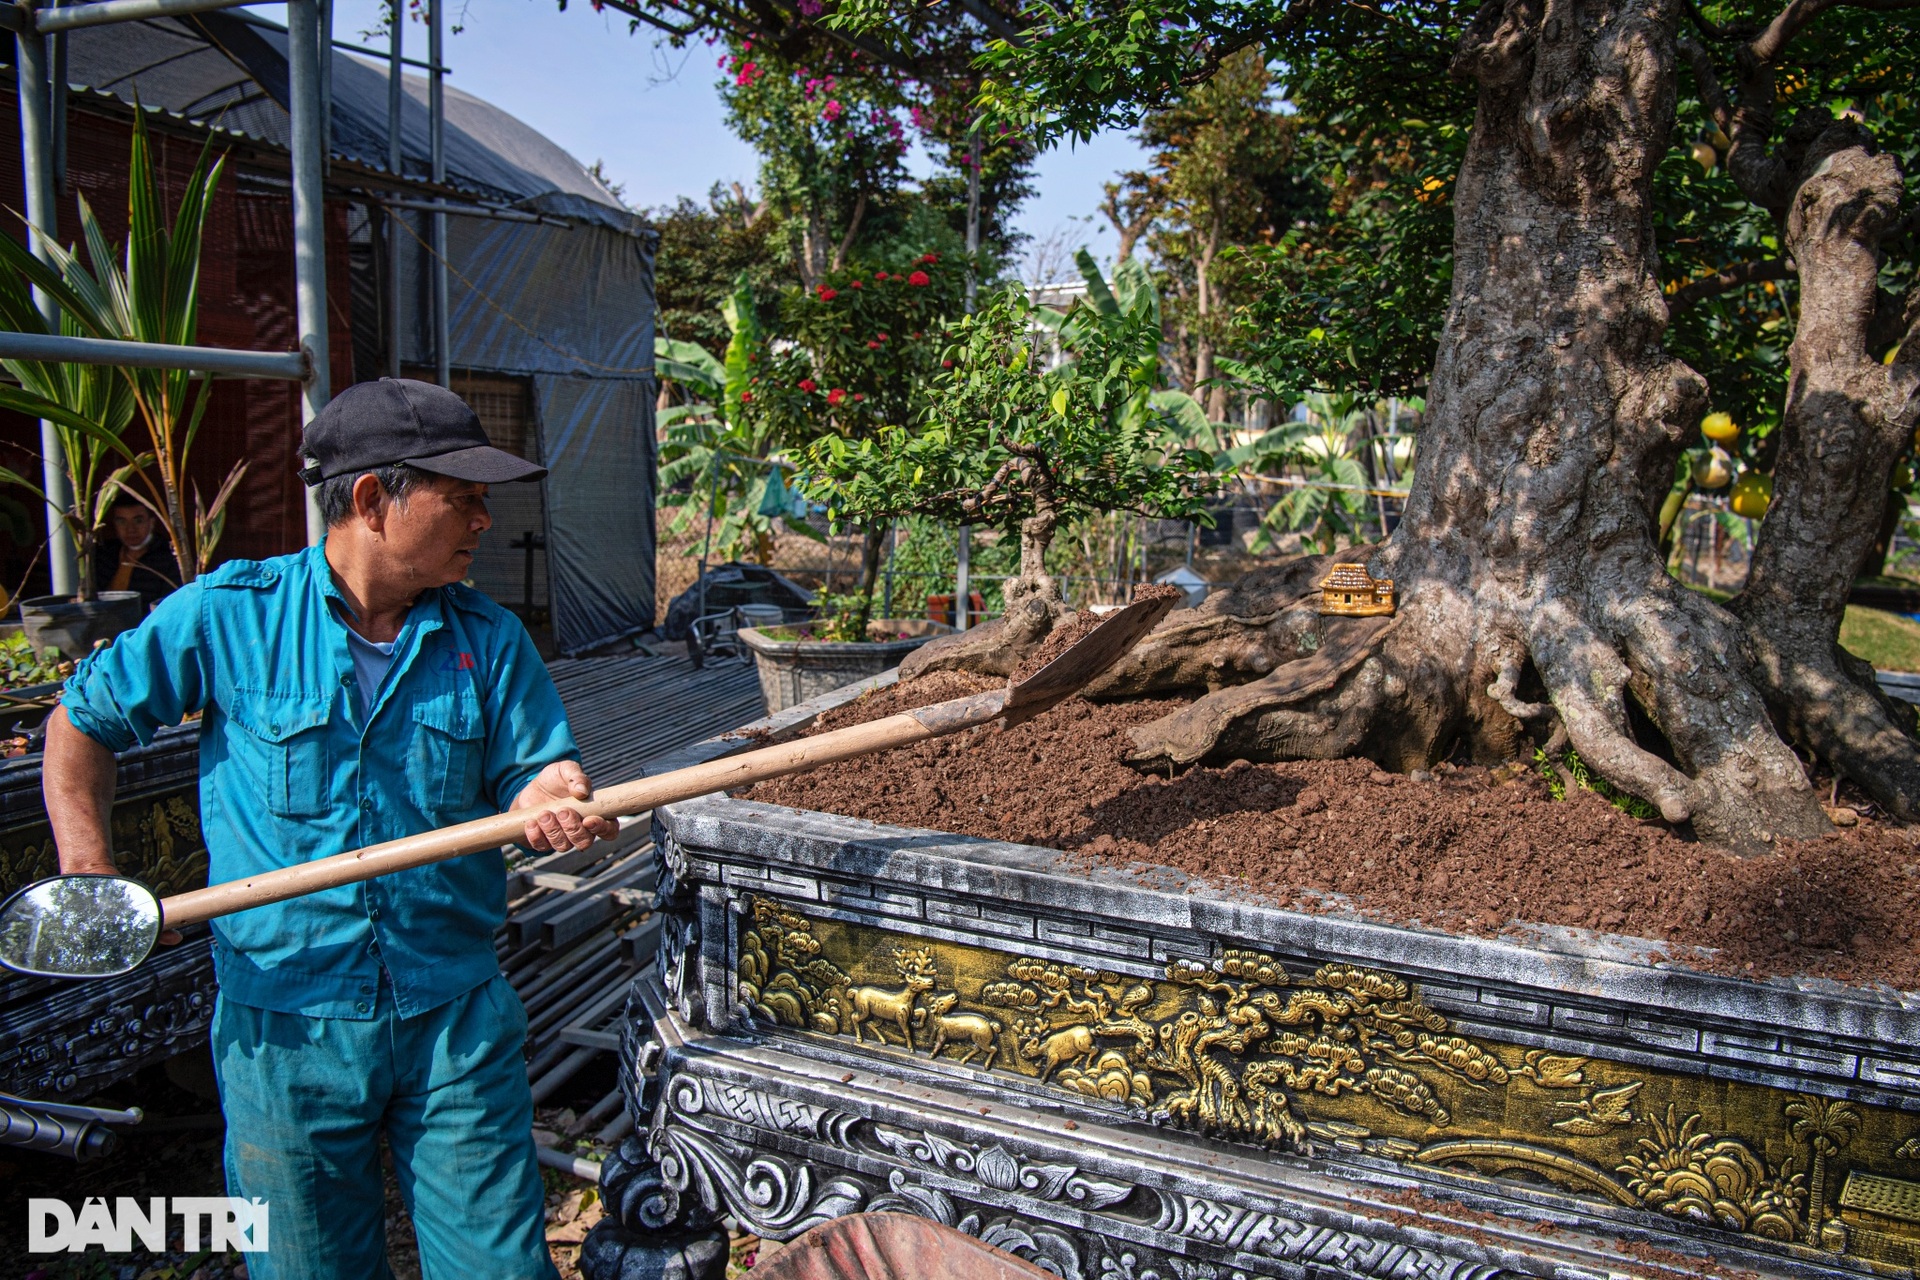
[1730,126,1920,817]
[1105,0,1828,852]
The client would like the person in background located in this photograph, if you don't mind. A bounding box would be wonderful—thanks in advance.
[93,490,181,610]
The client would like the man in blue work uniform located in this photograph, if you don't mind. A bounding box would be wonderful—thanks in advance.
[43,378,615,1279]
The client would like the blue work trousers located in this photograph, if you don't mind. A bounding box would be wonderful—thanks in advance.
[211,975,559,1280]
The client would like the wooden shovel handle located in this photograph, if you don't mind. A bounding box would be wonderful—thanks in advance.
[158,688,1010,930]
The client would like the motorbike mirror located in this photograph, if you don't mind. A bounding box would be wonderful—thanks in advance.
[0,874,162,978]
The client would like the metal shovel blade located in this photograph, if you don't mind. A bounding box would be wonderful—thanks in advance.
[0,874,162,978]
[1003,590,1178,718]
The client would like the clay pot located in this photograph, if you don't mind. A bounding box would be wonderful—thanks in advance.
[18,592,145,659]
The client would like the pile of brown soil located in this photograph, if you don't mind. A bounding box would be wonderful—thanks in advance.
[748,673,1920,991]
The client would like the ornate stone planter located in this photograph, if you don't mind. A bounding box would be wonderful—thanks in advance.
[585,675,1920,1280]
[739,620,953,713]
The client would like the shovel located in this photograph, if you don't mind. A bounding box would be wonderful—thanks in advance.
[0,591,1176,980]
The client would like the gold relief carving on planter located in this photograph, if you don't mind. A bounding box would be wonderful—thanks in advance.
[733,897,1920,1265]
[0,788,206,898]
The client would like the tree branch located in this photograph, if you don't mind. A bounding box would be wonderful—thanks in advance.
[831,191,867,273]
[1669,258,1794,311]
[1749,0,1920,64]
[1677,36,1732,133]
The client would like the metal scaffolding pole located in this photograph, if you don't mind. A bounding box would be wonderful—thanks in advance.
[955,126,983,631]
[429,0,449,388]
[386,0,404,378]
[289,0,330,544]
[15,5,78,594]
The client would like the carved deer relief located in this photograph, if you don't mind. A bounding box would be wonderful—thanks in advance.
[914,992,1003,1070]
[844,946,938,1049]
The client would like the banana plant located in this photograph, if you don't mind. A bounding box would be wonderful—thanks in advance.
[0,109,241,582]
[1228,392,1412,555]
[656,279,819,565]
[1031,248,1212,452]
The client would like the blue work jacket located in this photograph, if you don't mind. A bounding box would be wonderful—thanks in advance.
[61,542,577,1019]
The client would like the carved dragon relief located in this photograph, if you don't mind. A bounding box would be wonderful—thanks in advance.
[729,895,1920,1267]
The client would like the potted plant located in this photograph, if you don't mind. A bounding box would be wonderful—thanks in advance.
[0,264,150,658]
[0,109,245,634]
[737,588,953,712]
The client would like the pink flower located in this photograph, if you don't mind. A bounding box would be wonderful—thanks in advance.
[827,388,846,406]
[907,270,930,287]
[816,285,838,301]
[866,340,881,349]
[821,99,843,123]
[798,378,817,392]
[735,62,759,86]
[796,0,822,13]
[877,333,889,342]
[852,392,865,402]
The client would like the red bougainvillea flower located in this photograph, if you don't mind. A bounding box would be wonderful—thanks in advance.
[826,388,846,405]
[876,333,889,342]
[816,285,838,301]
[865,340,880,349]
[907,271,931,287]
[850,279,863,288]
[735,62,759,86]
[910,331,923,339]
[941,359,953,367]
[852,393,865,402]
[920,253,939,264]
[874,271,889,280]
[822,99,843,123]
[739,390,753,403]
[798,378,817,392]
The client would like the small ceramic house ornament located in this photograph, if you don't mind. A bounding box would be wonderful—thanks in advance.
[1318,563,1395,616]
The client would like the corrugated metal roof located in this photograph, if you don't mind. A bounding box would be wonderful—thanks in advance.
[55,12,639,231]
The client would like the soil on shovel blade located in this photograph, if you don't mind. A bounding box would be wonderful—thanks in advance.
[748,669,1920,992]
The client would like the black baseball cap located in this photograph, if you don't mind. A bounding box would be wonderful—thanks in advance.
[299,378,546,487]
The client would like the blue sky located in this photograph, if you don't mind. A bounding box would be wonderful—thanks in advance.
[260,0,1144,270]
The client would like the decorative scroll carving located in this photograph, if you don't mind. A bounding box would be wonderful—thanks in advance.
[871,1124,1134,1209]
[1151,1193,1506,1280]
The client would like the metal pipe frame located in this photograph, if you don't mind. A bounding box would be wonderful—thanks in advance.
[374,195,569,228]
[25,0,268,35]
[15,5,79,594]
[335,35,444,72]
[429,0,449,388]
[288,0,330,544]
[386,0,404,379]
[0,331,307,378]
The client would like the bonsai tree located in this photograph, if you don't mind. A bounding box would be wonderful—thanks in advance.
[0,110,242,582]
[801,285,1215,668]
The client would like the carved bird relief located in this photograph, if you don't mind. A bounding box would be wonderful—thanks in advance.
[1550,1080,1644,1135]
[1517,1050,1588,1088]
